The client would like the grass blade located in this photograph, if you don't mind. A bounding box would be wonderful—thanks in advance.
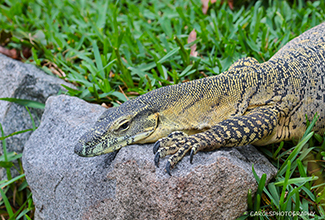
[247,189,253,210]
[0,123,12,180]
[302,113,318,139]
[279,160,291,210]
[0,174,25,189]
[0,98,45,109]
[0,188,14,218]
[25,107,37,131]
[158,47,180,64]
[278,132,313,176]
[274,176,318,186]
[174,36,190,66]
[0,128,34,141]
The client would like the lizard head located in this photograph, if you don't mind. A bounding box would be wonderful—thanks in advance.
[74,100,158,157]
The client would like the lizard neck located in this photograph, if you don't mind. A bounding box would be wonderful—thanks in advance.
[141,63,277,143]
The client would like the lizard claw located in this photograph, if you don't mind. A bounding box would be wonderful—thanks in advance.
[153,141,160,154]
[190,149,194,164]
[165,161,171,176]
[190,143,200,164]
[154,152,160,167]
[167,133,174,138]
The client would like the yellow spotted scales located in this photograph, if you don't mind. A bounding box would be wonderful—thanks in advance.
[75,23,325,175]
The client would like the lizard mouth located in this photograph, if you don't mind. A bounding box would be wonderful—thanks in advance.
[74,129,155,157]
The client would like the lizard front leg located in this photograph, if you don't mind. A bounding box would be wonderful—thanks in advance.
[154,107,278,175]
[153,131,188,154]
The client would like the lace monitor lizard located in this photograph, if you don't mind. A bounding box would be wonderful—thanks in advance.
[74,23,325,175]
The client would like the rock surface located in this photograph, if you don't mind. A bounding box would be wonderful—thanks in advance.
[0,54,75,155]
[23,95,277,220]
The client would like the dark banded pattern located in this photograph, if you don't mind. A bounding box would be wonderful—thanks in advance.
[75,23,325,175]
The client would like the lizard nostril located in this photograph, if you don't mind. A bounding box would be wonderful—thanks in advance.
[74,142,84,156]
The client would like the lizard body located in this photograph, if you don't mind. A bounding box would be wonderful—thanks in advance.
[75,23,325,175]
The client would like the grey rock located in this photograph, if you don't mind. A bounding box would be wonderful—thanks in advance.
[0,54,75,155]
[23,95,277,220]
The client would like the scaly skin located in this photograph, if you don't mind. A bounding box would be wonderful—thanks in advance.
[74,23,325,175]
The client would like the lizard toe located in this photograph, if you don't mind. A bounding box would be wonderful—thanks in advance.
[153,141,160,154]
[190,149,195,164]
[165,161,172,176]
[154,135,204,174]
[189,143,201,164]
[166,142,193,173]
[154,151,160,167]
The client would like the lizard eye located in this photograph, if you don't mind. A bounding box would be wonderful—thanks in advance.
[117,120,130,131]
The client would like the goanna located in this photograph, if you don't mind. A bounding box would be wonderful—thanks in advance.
[74,23,325,175]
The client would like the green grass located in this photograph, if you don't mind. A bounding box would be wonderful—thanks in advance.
[239,115,325,220]
[0,0,325,219]
[2,0,325,104]
[0,108,36,220]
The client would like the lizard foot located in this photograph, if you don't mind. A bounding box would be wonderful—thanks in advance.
[153,131,188,154]
[154,134,202,175]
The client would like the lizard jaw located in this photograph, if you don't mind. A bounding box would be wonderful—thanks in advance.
[74,129,155,157]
